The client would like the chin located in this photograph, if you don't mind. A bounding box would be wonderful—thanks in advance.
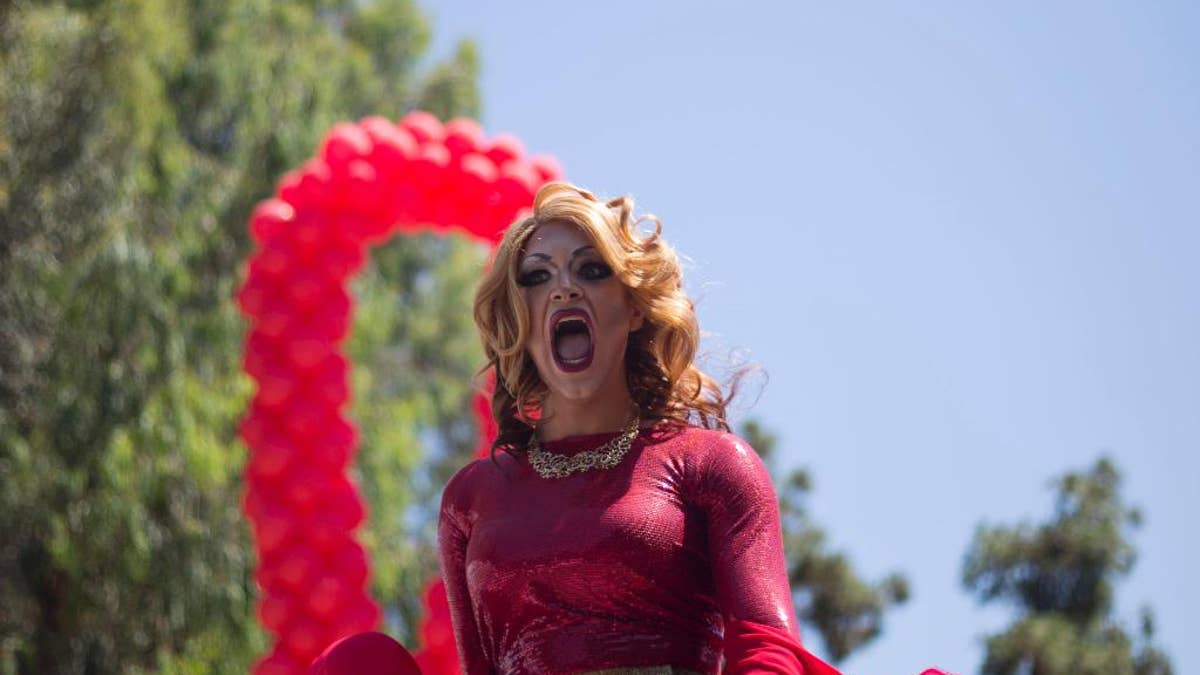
[546,377,607,402]
[534,352,627,408]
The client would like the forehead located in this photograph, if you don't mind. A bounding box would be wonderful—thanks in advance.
[522,221,595,257]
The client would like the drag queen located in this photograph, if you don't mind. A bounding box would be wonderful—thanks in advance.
[438,183,841,674]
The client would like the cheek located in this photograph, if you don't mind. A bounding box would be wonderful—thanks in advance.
[595,290,636,338]
[521,290,548,347]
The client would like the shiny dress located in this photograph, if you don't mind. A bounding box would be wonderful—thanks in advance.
[438,423,842,674]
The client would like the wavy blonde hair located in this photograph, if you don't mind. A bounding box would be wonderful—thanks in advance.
[473,182,733,451]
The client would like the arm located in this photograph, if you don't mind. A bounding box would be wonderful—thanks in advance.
[437,464,493,675]
[695,434,841,675]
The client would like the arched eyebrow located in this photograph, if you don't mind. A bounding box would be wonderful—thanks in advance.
[522,245,596,264]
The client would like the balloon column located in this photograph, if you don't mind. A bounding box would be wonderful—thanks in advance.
[235,111,561,674]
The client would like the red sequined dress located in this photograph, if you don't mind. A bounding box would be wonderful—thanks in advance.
[438,423,842,674]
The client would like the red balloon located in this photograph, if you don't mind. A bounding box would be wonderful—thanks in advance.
[277,169,305,209]
[423,577,450,615]
[303,414,356,475]
[306,574,351,620]
[285,268,326,313]
[474,386,499,449]
[254,564,280,596]
[287,214,330,260]
[237,407,272,450]
[242,342,275,382]
[282,615,328,663]
[327,477,366,531]
[315,239,365,284]
[284,463,334,512]
[257,589,295,632]
[256,362,298,408]
[242,483,265,521]
[410,144,451,191]
[360,215,396,246]
[322,122,373,177]
[388,181,423,225]
[306,511,347,555]
[253,645,304,675]
[418,579,455,651]
[310,302,351,344]
[530,153,564,184]
[460,153,499,192]
[305,354,349,410]
[236,273,273,317]
[358,115,396,139]
[444,117,484,157]
[256,295,295,339]
[282,396,331,443]
[298,159,336,210]
[251,199,296,244]
[331,538,369,587]
[257,238,294,280]
[248,430,293,479]
[364,117,418,182]
[342,159,386,217]
[286,329,334,371]
[485,133,525,167]
[338,596,382,635]
[277,543,322,591]
[497,160,539,205]
[252,503,296,557]
[399,110,444,145]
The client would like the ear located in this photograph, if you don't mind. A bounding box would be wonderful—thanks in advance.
[628,304,645,333]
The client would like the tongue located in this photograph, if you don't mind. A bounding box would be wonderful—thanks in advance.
[555,333,590,361]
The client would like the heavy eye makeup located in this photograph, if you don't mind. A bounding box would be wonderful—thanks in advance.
[516,258,613,288]
[517,267,550,287]
[577,259,613,281]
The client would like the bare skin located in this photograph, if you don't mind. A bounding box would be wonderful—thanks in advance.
[517,221,644,442]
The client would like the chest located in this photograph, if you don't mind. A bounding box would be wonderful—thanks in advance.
[464,451,709,590]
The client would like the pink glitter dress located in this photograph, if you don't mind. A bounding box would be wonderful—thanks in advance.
[438,423,842,674]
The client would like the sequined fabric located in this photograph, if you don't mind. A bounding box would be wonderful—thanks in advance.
[438,423,814,675]
[580,662,700,667]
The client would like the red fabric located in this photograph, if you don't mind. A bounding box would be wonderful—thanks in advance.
[307,631,421,675]
[438,423,843,674]
[724,618,841,674]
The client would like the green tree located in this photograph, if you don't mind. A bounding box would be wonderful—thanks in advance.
[0,0,483,672]
[739,419,910,663]
[962,457,1173,675]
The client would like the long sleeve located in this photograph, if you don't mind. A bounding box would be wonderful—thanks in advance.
[437,463,493,675]
[693,434,840,675]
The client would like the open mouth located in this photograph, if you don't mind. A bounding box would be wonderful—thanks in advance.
[550,309,594,373]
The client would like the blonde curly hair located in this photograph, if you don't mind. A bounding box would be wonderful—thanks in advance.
[473,182,733,451]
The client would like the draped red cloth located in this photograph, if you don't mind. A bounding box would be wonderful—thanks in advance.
[724,619,841,674]
[308,632,420,675]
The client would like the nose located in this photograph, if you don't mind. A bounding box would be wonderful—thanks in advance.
[550,274,582,302]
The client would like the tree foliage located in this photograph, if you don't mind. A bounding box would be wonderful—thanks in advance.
[0,0,483,672]
[962,457,1173,675]
[739,419,909,663]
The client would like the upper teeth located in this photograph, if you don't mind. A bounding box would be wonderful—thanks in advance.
[556,316,585,329]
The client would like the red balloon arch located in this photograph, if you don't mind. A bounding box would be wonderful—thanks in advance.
[235,111,559,674]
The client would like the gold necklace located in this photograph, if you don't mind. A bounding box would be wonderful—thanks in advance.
[527,416,641,479]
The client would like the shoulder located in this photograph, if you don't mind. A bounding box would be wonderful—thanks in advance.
[440,454,506,511]
[679,428,781,517]
[654,425,771,489]
[669,425,762,467]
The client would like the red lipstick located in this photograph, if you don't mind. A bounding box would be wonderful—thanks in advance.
[548,308,594,373]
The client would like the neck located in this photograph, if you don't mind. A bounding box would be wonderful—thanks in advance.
[539,388,635,442]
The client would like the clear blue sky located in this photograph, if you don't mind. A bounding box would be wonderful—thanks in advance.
[425,3,1199,673]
